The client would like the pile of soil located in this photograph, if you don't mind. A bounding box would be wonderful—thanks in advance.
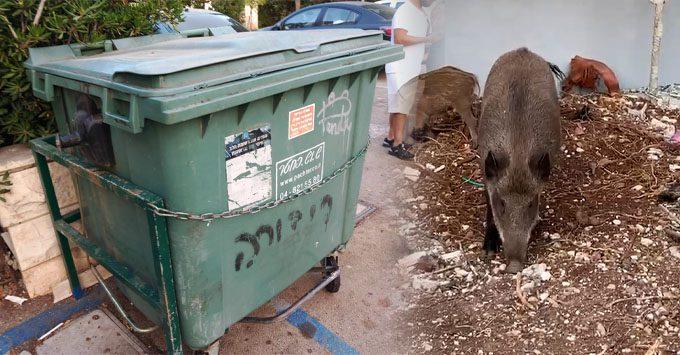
[400,93,680,354]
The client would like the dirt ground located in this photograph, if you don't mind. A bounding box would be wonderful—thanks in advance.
[399,93,680,354]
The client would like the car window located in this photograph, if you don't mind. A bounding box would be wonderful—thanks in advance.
[363,4,395,20]
[283,8,322,29]
[173,12,249,32]
[228,18,249,32]
[321,7,360,26]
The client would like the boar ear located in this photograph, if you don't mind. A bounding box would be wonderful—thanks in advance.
[485,151,507,181]
[530,152,551,181]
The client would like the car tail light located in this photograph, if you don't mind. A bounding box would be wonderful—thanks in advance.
[380,26,392,37]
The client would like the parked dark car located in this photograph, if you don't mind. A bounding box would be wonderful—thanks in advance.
[156,8,249,34]
[260,2,396,39]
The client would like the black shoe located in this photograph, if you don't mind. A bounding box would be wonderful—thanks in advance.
[388,143,414,160]
[411,127,430,142]
[383,138,413,150]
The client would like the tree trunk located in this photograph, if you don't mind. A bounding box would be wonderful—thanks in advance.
[648,0,665,94]
[245,4,259,30]
[295,0,301,10]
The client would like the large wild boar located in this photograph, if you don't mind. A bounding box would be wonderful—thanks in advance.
[478,48,561,274]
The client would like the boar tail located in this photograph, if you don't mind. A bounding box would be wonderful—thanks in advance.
[548,62,566,82]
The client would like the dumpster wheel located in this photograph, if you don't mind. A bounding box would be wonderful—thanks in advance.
[322,256,341,293]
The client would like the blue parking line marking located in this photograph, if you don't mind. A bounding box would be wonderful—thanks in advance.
[273,300,358,354]
[285,308,359,355]
[0,288,103,354]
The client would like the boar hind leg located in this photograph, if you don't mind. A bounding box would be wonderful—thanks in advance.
[483,197,501,258]
[461,110,478,148]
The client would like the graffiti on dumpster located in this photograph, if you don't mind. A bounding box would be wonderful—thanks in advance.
[234,194,333,272]
[317,90,352,136]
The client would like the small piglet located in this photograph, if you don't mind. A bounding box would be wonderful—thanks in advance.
[478,48,561,273]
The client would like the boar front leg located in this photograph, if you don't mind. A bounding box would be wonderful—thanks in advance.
[483,194,501,258]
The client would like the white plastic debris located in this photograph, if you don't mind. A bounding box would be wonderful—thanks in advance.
[440,250,463,263]
[670,246,680,260]
[38,322,64,341]
[640,238,654,247]
[412,276,440,292]
[4,295,27,305]
[398,251,427,268]
[403,166,421,182]
[647,147,664,160]
[433,165,445,173]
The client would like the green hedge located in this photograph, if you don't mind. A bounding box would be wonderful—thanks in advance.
[0,0,185,147]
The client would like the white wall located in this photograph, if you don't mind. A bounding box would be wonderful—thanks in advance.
[429,0,678,90]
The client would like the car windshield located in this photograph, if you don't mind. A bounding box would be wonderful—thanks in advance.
[363,4,396,20]
[173,11,249,33]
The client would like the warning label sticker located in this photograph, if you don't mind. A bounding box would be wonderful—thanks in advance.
[288,104,315,140]
[275,143,325,201]
[225,126,272,211]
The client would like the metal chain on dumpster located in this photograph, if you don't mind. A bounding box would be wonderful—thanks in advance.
[148,141,370,222]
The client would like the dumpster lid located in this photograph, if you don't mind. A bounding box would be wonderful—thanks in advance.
[26,29,388,97]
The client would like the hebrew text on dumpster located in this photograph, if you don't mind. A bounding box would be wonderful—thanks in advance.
[234,194,333,272]
[225,126,272,211]
[275,143,325,201]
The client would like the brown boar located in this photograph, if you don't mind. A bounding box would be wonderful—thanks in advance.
[478,48,561,273]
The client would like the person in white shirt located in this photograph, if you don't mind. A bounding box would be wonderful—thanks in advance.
[384,0,435,160]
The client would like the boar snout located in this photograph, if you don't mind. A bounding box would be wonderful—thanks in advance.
[505,260,524,274]
[502,233,529,274]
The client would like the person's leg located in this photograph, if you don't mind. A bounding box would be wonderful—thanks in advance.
[392,113,407,146]
[388,85,415,160]
[388,110,413,160]
[388,114,396,141]
[385,73,399,146]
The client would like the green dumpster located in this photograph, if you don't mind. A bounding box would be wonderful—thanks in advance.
[26,30,402,353]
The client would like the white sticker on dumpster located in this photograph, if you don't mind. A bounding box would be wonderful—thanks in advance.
[288,104,315,139]
[225,126,272,211]
[275,143,325,200]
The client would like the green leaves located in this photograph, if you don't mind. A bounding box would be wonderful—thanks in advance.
[0,171,12,202]
[0,0,184,146]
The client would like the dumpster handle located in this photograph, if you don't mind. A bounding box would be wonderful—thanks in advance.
[90,263,160,334]
[240,270,340,324]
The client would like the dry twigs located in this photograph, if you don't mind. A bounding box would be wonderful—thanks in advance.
[515,274,535,310]
[607,295,679,309]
